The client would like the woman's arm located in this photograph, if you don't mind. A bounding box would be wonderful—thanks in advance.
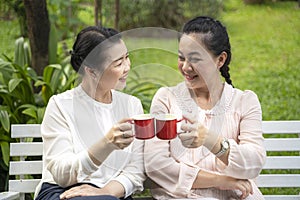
[145,87,201,197]
[216,90,266,179]
[192,170,253,199]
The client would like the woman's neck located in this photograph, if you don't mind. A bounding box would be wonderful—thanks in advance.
[81,79,112,104]
[192,82,224,110]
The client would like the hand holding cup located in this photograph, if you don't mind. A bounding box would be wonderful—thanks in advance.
[179,114,219,149]
[106,118,134,149]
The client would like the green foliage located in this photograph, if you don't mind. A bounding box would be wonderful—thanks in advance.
[119,0,223,31]
[0,37,78,191]
[47,0,86,40]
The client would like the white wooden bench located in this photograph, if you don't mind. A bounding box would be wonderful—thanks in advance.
[0,121,299,200]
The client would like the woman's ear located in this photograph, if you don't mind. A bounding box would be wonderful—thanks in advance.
[217,51,227,70]
[84,66,97,79]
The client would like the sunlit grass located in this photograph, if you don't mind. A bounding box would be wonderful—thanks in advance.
[220,1,300,120]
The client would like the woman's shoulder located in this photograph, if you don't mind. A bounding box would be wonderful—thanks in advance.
[230,85,260,106]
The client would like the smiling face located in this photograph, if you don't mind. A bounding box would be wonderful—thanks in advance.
[94,39,130,91]
[178,33,222,90]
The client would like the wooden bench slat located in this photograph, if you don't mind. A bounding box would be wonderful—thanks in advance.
[262,121,300,134]
[9,161,43,175]
[10,143,43,156]
[263,156,300,169]
[256,174,300,187]
[264,138,300,151]
[11,124,41,138]
[8,179,40,193]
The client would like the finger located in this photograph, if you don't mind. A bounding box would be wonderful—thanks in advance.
[122,130,134,138]
[182,113,197,123]
[178,133,195,147]
[178,131,196,141]
[116,137,134,149]
[118,118,134,124]
[119,123,133,131]
[239,180,251,199]
[181,123,197,132]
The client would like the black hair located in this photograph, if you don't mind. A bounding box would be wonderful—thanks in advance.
[70,26,121,74]
[181,16,233,86]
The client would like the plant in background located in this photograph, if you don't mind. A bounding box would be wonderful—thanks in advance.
[0,37,78,191]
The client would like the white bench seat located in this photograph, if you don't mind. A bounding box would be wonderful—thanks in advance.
[0,121,299,200]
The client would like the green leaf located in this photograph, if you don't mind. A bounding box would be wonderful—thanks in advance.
[0,142,10,166]
[22,107,37,119]
[23,41,31,66]
[14,37,25,67]
[8,78,22,93]
[0,110,10,132]
[49,23,58,64]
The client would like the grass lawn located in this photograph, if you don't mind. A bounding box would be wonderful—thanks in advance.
[221,0,300,120]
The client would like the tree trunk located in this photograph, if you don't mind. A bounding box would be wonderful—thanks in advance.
[94,0,102,27]
[114,0,120,30]
[23,0,50,76]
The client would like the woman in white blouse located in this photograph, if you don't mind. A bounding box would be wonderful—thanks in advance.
[35,26,145,200]
[144,16,266,200]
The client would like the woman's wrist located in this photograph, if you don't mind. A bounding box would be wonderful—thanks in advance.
[88,138,116,165]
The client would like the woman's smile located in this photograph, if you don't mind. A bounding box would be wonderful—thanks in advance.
[183,73,198,81]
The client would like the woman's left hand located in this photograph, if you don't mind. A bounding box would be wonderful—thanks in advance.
[60,184,109,199]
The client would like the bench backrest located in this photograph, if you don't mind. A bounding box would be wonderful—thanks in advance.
[8,121,300,200]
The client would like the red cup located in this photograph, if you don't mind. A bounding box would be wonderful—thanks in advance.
[155,114,182,140]
[133,114,155,140]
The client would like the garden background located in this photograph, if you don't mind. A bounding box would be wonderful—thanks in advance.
[0,0,299,198]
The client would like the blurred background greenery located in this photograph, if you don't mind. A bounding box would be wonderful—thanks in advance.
[0,0,299,198]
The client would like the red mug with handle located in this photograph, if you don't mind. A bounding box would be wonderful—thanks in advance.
[155,114,183,140]
[133,114,155,140]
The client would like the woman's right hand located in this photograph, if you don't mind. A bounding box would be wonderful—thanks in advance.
[216,175,253,199]
[105,118,134,149]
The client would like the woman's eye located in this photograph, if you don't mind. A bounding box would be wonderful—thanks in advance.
[189,57,201,63]
[115,61,122,67]
[178,56,185,61]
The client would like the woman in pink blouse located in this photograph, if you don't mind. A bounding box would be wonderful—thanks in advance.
[144,16,266,199]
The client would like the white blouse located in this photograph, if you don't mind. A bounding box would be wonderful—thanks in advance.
[35,85,146,198]
[144,82,266,200]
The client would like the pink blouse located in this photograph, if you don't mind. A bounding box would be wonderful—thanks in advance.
[144,82,266,200]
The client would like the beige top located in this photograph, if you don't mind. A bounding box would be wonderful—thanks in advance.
[144,82,266,200]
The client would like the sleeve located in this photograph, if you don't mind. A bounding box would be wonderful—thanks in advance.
[42,96,98,187]
[112,97,146,197]
[216,90,266,179]
[144,87,200,197]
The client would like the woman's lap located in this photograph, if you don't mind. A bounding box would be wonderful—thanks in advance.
[35,182,131,200]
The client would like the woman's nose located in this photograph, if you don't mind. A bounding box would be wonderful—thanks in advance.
[123,57,131,72]
[182,61,192,72]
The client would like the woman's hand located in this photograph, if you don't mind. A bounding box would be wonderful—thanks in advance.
[179,120,208,148]
[178,114,220,150]
[106,118,134,149]
[60,184,109,199]
[88,118,134,165]
[216,176,253,199]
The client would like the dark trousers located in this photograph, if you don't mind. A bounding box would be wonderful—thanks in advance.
[35,182,133,200]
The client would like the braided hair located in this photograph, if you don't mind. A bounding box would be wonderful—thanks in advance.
[70,26,121,74]
[181,16,233,87]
